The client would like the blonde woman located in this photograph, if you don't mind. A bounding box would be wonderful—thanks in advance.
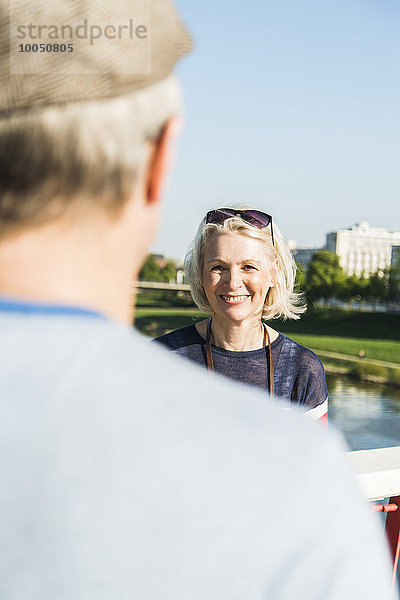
[154,207,328,422]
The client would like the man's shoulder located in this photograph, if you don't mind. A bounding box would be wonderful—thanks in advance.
[29,315,322,440]
[0,311,331,451]
[0,312,141,392]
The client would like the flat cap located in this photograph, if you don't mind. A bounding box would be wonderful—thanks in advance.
[0,0,192,115]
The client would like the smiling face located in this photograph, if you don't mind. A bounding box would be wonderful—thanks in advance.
[202,231,276,324]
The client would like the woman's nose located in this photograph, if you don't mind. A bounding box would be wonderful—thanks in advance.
[225,269,243,290]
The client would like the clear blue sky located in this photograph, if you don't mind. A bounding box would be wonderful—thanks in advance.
[152,0,400,262]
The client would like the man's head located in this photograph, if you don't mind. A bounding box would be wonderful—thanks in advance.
[0,0,191,319]
[0,75,182,236]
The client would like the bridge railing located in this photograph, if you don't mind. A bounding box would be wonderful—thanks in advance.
[349,446,400,590]
[134,281,190,291]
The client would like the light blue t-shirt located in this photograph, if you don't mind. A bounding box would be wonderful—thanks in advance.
[0,297,395,599]
[154,324,328,410]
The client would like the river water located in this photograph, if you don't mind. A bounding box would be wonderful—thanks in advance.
[329,375,400,591]
[327,374,400,451]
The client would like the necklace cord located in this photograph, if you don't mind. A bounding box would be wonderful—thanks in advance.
[205,318,274,397]
[205,317,214,371]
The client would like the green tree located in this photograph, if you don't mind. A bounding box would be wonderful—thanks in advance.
[139,254,177,283]
[366,270,389,302]
[306,250,346,301]
[389,253,400,301]
[162,260,177,283]
[139,254,164,282]
[341,273,360,301]
[344,272,369,301]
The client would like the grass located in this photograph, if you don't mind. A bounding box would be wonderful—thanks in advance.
[135,292,400,339]
[135,307,400,358]
[280,333,400,364]
[135,288,195,308]
[274,306,400,340]
[134,306,400,386]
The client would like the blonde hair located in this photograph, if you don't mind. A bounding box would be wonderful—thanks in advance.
[184,206,306,320]
[0,75,181,236]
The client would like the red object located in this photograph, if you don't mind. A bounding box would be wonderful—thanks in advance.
[384,495,400,589]
[373,504,398,513]
[318,412,328,426]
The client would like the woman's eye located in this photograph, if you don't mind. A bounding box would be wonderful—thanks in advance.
[243,265,256,271]
[211,265,223,272]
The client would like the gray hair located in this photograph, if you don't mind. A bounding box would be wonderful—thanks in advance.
[0,75,181,235]
[184,207,306,320]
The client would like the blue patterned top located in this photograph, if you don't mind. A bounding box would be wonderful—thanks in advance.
[154,324,328,412]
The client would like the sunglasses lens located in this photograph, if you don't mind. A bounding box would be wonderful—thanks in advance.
[206,209,272,232]
[206,209,235,225]
[243,210,271,228]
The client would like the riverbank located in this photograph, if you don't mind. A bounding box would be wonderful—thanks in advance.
[275,307,400,386]
[134,306,400,387]
[317,351,400,387]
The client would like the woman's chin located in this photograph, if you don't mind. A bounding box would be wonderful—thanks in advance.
[215,307,251,323]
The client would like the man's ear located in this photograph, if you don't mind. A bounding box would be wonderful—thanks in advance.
[146,115,182,205]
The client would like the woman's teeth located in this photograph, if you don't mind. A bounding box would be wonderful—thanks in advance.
[220,295,249,303]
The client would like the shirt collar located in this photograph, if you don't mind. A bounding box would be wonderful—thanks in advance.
[0,295,105,319]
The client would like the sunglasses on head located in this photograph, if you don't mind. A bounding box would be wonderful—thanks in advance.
[205,208,274,245]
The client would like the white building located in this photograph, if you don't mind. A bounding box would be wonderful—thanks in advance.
[326,222,400,277]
